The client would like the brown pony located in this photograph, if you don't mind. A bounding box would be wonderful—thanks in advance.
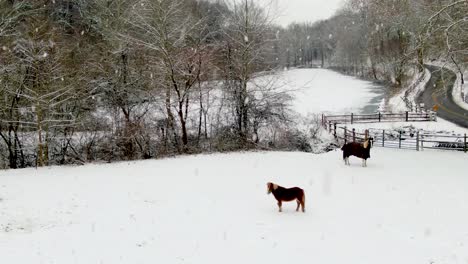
[267,182,305,212]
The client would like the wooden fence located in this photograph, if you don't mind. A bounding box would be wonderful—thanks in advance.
[322,111,436,126]
[323,112,467,153]
[328,125,467,153]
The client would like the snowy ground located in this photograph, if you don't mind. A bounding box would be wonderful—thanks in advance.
[272,69,384,115]
[1,150,468,264]
[1,68,467,264]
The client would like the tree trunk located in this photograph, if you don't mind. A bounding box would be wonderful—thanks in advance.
[197,82,203,144]
[165,87,181,153]
[37,105,44,167]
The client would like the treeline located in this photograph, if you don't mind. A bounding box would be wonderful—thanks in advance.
[1,0,466,169]
[0,0,306,169]
[278,0,467,85]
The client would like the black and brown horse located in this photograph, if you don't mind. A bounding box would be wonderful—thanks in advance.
[267,182,305,212]
[341,139,371,167]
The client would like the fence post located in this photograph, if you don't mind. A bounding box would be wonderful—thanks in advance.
[322,114,324,127]
[382,129,385,147]
[344,126,347,144]
[352,128,356,142]
[378,112,381,122]
[421,135,424,151]
[405,111,409,122]
[351,113,354,124]
[399,131,402,148]
[334,123,337,138]
[365,129,368,140]
[329,121,332,132]
[465,134,467,153]
[416,132,420,151]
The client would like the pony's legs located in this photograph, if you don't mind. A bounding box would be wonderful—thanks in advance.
[296,194,306,212]
[277,201,282,212]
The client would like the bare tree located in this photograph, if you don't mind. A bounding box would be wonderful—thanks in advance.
[220,0,274,142]
[121,0,214,152]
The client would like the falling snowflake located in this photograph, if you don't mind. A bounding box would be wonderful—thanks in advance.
[244,35,249,43]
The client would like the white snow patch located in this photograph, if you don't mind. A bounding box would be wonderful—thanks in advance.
[1,150,468,263]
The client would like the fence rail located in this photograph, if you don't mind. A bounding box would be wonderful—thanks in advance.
[323,112,467,153]
[322,111,436,125]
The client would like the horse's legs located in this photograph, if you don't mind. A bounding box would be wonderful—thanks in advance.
[296,199,300,211]
[277,201,282,212]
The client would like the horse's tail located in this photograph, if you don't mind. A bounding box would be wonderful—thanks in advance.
[301,190,306,211]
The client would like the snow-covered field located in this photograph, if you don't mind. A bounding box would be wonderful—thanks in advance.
[1,150,468,264]
[1,68,467,264]
[271,69,383,115]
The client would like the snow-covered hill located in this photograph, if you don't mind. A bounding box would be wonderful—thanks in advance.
[1,149,467,264]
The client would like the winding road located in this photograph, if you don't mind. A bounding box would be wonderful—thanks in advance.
[418,65,468,128]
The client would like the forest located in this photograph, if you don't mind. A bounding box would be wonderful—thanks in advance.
[0,0,466,169]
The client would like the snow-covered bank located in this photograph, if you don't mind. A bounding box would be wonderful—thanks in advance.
[1,150,468,264]
[387,67,431,112]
